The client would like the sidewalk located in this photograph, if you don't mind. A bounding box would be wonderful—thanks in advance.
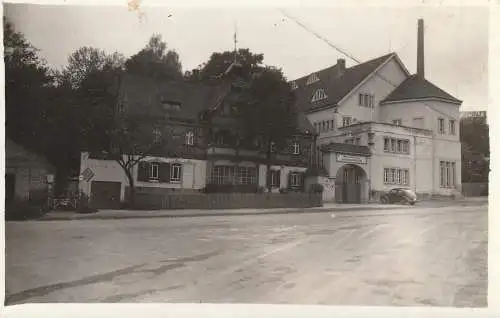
[36,197,487,221]
[39,203,405,221]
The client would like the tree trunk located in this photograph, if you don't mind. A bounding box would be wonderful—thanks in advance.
[125,168,135,208]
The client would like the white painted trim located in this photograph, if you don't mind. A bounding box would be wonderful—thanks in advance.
[380,97,462,106]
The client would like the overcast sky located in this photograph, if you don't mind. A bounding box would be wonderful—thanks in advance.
[4,4,488,110]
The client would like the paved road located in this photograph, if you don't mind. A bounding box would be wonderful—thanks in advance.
[5,204,488,307]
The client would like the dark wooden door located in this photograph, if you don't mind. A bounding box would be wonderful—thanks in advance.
[90,181,122,209]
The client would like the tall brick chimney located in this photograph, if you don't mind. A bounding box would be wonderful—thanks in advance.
[417,19,425,78]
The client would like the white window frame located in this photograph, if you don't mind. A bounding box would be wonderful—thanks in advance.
[438,118,446,134]
[384,137,410,155]
[170,164,182,182]
[330,119,335,131]
[306,73,320,85]
[270,141,276,153]
[311,88,328,102]
[185,131,194,145]
[383,167,409,185]
[342,116,352,127]
[150,163,159,181]
[292,142,300,155]
[384,137,390,151]
[449,120,456,135]
[270,170,280,188]
[153,128,162,144]
[439,160,456,188]
[392,119,402,126]
[290,173,301,186]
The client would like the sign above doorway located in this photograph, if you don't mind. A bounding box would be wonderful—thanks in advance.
[336,154,367,165]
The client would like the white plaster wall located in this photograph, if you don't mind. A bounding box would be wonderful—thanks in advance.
[79,152,207,201]
[337,57,408,124]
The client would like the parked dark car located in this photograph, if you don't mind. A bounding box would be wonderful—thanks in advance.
[380,188,417,205]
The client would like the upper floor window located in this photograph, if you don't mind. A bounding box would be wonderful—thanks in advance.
[290,81,298,90]
[392,119,402,126]
[306,73,320,85]
[342,116,352,127]
[330,119,335,131]
[270,141,276,153]
[311,88,328,102]
[438,118,445,134]
[162,101,181,111]
[358,93,375,108]
[449,120,456,135]
[383,137,410,154]
[292,142,300,155]
[153,128,162,144]
[185,131,194,145]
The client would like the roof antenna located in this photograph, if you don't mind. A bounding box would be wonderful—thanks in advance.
[233,19,238,63]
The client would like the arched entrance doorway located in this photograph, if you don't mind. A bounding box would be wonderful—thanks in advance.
[335,164,368,203]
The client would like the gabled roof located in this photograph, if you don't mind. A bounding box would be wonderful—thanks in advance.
[381,74,462,105]
[291,53,396,112]
[320,142,372,156]
[119,74,230,121]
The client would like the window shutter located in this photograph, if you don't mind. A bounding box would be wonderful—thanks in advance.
[159,163,171,183]
[137,162,149,182]
[300,173,305,191]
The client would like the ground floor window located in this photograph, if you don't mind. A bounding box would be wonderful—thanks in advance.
[171,164,182,182]
[210,165,257,185]
[383,168,409,185]
[270,170,281,188]
[289,172,303,187]
[440,161,456,188]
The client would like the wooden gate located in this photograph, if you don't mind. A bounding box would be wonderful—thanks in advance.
[90,181,122,209]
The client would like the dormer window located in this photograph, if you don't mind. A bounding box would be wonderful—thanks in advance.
[290,81,298,90]
[292,142,300,155]
[342,116,353,127]
[306,73,320,85]
[311,88,328,102]
[185,131,194,145]
[153,128,162,144]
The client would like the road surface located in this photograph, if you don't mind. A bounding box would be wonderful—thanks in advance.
[5,204,488,307]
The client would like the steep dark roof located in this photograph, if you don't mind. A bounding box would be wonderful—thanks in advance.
[321,142,372,156]
[120,74,230,121]
[381,74,461,104]
[291,53,395,112]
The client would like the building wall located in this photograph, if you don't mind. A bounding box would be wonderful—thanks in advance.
[337,57,408,124]
[259,164,308,190]
[79,152,207,201]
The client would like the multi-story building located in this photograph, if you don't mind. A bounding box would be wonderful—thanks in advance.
[79,65,316,208]
[291,19,462,202]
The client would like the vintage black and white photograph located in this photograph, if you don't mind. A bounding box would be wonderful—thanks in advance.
[4,3,489,308]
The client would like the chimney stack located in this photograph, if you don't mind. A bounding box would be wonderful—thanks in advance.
[417,19,425,78]
[337,58,346,77]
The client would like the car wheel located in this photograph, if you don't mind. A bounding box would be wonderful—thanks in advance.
[380,196,389,204]
[409,201,415,206]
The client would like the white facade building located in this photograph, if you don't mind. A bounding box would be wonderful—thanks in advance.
[291,19,462,203]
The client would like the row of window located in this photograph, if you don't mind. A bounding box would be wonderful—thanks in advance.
[209,166,303,188]
[440,161,457,188]
[383,168,410,185]
[358,93,375,108]
[153,129,195,146]
[345,137,361,145]
[438,118,456,135]
[138,162,182,183]
[383,137,410,154]
[313,119,335,133]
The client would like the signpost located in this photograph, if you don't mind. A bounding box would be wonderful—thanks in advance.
[81,168,95,182]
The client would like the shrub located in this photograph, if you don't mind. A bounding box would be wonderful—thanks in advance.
[5,201,47,221]
[257,186,266,193]
[309,183,324,193]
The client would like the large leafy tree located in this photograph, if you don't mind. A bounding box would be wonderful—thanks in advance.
[125,34,183,80]
[4,18,54,153]
[237,66,298,190]
[460,116,489,182]
[185,48,264,82]
[58,46,125,89]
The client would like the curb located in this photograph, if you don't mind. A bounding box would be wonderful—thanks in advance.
[37,205,407,221]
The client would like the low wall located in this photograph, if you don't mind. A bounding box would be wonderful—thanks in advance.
[131,192,323,210]
[461,182,488,197]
